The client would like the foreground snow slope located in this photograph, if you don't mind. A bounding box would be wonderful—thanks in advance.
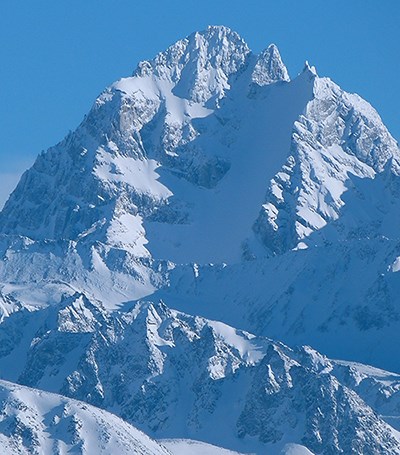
[161,439,250,455]
[162,439,316,455]
[0,379,171,455]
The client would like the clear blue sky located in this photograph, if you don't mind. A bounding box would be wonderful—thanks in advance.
[1,0,399,204]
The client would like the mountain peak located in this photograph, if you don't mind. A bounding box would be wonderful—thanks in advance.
[201,24,243,40]
[186,24,248,56]
[132,25,250,104]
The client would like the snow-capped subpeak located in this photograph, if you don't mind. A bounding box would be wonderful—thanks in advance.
[255,70,400,254]
[252,43,290,86]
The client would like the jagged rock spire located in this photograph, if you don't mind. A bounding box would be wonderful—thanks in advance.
[252,43,290,85]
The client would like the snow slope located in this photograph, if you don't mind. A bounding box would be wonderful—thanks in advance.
[163,440,316,455]
[0,379,171,455]
[161,439,250,455]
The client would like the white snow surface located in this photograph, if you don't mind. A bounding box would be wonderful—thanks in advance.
[0,379,171,455]
[162,439,316,455]
[161,439,249,455]
[282,444,315,455]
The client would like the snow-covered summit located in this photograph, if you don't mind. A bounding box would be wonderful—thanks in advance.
[134,25,251,104]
